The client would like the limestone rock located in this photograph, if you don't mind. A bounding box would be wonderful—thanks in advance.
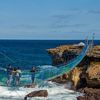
[77,87,100,100]
[47,44,100,89]
[47,44,100,100]
[24,90,48,100]
[86,62,100,88]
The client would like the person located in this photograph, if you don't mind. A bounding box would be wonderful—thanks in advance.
[30,66,36,84]
[6,64,13,86]
[12,67,17,86]
[16,67,21,85]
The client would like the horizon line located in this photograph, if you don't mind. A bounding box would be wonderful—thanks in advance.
[0,39,99,41]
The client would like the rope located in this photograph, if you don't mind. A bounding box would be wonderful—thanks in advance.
[0,52,15,63]
[0,51,35,99]
[34,44,90,83]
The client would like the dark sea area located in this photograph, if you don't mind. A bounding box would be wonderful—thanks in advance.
[0,40,99,69]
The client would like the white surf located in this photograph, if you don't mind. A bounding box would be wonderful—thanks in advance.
[0,81,82,100]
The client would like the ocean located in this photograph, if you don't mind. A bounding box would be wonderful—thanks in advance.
[0,40,99,69]
[0,40,99,100]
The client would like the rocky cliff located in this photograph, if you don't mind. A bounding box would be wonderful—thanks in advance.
[47,44,100,89]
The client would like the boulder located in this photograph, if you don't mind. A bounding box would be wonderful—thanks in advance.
[24,84,35,88]
[24,90,48,100]
[77,87,100,100]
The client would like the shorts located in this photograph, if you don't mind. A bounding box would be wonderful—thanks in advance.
[7,75,12,83]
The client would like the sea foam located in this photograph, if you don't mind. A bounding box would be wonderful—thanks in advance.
[0,81,82,100]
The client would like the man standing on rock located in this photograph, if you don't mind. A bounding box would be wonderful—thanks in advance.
[30,66,36,84]
[6,64,13,86]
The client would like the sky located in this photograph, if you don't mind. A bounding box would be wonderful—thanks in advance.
[0,0,100,40]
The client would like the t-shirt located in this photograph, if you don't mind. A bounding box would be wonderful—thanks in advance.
[7,67,13,75]
[30,69,36,78]
[16,70,21,77]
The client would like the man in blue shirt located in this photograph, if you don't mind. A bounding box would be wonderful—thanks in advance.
[6,64,13,86]
[30,66,36,84]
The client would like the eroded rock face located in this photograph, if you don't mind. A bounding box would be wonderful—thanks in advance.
[47,45,100,65]
[47,45,82,66]
[86,62,100,88]
[73,62,100,89]
[47,45,100,89]
[24,90,48,100]
[47,44,100,100]
[70,67,82,89]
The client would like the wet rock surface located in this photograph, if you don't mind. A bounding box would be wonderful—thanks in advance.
[24,84,35,88]
[77,87,100,100]
[24,90,48,100]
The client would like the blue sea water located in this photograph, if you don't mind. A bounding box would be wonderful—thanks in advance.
[0,40,99,100]
[0,40,99,69]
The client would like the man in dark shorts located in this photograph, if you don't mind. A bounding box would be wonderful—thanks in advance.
[30,66,36,84]
[6,64,13,86]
